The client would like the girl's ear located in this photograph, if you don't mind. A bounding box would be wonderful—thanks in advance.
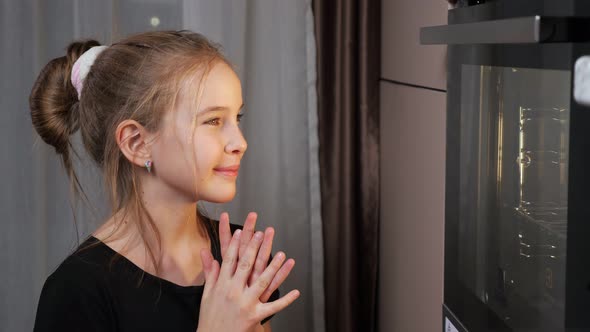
[115,119,154,168]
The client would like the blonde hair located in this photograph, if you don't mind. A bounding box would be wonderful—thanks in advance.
[29,30,230,275]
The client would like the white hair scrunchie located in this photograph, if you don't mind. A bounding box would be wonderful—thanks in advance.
[70,45,108,99]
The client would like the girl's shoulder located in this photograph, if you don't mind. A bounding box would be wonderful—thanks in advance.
[43,237,115,287]
[34,239,120,330]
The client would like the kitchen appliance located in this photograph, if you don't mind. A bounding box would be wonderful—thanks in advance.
[421,1,590,331]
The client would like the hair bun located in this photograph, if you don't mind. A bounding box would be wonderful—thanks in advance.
[29,39,101,154]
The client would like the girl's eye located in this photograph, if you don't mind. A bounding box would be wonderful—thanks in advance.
[204,118,221,126]
[237,113,244,123]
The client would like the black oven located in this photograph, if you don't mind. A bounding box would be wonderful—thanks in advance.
[421,1,590,331]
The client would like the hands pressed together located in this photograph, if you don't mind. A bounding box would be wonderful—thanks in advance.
[197,212,299,332]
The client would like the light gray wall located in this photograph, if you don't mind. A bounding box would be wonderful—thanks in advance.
[379,1,447,331]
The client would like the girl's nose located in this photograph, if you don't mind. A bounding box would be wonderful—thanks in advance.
[225,128,248,155]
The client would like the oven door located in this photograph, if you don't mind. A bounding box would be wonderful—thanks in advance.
[421,6,590,332]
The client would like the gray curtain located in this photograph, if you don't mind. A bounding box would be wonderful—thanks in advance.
[313,0,381,332]
[0,1,324,332]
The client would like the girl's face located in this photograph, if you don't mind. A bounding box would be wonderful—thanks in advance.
[150,61,247,203]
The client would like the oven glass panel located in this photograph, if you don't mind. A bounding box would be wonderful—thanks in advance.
[458,65,571,330]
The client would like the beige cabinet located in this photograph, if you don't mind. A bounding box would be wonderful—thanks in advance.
[378,82,446,332]
[381,0,448,90]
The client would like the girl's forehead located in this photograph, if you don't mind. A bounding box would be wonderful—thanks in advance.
[197,63,242,107]
[176,62,242,113]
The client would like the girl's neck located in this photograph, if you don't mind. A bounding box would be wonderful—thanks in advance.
[93,173,211,277]
[94,193,205,260]
[136,173,205,252]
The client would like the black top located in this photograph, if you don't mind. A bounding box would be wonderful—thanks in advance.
[33,219,279,332]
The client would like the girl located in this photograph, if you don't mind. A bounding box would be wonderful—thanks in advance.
[29,30,299,332]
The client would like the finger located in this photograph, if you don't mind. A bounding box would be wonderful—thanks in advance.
[205,260,220,296]
[219,212,231,258]
[234,231,264,285]
[257,289,301,320]
[219,229,242,280]
[239,212,258,258]
[201,248,213,276]
[200,248,219,296]
[260,258,295,302]
[249,227,274,286]
[247,251,286,299]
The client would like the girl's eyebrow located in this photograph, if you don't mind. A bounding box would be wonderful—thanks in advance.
[198,103,244,115]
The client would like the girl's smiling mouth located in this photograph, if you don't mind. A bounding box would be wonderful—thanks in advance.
[213,165,240,177]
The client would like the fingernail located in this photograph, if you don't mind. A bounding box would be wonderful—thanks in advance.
[235,229,242,238]
[254,231,263,240]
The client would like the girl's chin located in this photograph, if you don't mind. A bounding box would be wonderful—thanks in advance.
[200,197,235,204]
[199,191,236,204]
[193,180,237,203]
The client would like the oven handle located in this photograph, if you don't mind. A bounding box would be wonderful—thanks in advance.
[420,16,587,45]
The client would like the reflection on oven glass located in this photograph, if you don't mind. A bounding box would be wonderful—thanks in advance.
[459,65,571,330]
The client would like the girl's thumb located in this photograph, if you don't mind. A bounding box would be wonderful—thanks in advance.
[200,248,219,287]
[201,248,212,277]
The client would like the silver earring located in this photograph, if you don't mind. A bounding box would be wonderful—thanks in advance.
[145,160,152,173]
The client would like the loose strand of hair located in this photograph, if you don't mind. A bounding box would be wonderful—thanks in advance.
[130,169,162,279]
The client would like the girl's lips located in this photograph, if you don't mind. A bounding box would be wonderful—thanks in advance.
[214,169,239,177]
[214,165,240,177]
